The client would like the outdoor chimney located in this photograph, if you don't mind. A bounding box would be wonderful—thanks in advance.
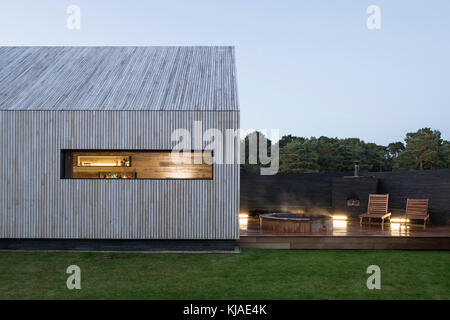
[354,160,360,177]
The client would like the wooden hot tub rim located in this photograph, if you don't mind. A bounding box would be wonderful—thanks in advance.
[259,213,333,233]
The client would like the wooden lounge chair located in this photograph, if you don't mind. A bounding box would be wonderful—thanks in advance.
[359,194,391,229]
[401,199,429,229]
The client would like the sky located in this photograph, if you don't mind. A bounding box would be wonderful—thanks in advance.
[1,0,449,145]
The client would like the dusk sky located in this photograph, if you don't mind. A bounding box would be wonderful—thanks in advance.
[1,0,449,145]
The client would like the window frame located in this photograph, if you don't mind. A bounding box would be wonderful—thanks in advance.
[60,149,214,180]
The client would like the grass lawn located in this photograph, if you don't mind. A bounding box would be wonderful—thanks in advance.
[0,249,449,300]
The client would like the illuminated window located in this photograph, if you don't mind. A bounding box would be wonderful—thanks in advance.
[61,150,212,179]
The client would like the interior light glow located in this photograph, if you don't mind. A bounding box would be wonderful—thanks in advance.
[77,156,131,167]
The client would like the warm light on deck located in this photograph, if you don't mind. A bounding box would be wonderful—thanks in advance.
[388,218,411,235]
[390,218,410,223]
[390,223,410,236]
[332,215,348,221]
[239,213,248,228]
[332,215,348,229]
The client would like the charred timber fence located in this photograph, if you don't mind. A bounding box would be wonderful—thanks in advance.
[240,169,450,225]
[240,172,344,213]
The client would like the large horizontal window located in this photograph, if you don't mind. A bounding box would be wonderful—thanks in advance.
[61,150,213,179]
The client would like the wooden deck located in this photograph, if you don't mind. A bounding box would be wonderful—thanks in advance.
[238,217,450,249]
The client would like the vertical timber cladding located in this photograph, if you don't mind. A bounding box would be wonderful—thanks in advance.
[0,110,240,239]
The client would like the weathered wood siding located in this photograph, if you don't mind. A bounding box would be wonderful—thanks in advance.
[0,47,238,111]
[0,110,240,239]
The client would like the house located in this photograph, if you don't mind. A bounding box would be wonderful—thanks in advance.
[0,47,240,250]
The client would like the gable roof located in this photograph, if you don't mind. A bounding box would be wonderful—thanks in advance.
[0,46,239,111]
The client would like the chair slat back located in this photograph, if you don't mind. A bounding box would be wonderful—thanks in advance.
[406,199,428,216]
[367,194,389,215]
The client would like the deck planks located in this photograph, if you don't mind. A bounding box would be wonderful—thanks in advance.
[238,218,450,249]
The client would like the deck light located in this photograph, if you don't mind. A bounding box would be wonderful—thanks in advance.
[390,218,410,223]
[332,215,348,229]
[239,213,248,228]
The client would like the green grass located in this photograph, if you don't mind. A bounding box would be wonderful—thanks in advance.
[0,249,449,299]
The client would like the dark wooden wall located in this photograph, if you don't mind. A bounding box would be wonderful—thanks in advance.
[371,170,450,225]
[331,177,379,220]
[240,172,344,214]
[241,169,450,225]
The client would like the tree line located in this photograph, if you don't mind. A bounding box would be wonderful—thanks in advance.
[241,128,450,174]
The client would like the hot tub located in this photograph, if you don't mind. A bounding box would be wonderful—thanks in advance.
[259,212,333,233]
